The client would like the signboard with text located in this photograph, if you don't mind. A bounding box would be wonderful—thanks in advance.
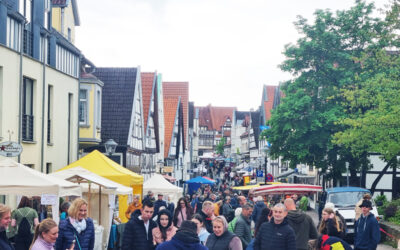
[0,141,23,157]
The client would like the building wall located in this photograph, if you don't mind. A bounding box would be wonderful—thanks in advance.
[0,44,79,172]
[79,82,102,146]
[51,4,77,43]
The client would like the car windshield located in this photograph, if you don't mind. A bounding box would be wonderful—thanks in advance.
[327,191,369,208]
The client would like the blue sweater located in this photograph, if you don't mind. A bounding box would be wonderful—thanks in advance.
[55,218,95,250]
[354,213,380,250]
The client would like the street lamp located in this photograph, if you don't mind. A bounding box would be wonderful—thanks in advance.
[104,139,117,156]
[346,162,349,187]
[263,145,270,183]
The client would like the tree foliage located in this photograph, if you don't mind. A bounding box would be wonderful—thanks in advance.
[261,0,399,183]
[215,137,226,155]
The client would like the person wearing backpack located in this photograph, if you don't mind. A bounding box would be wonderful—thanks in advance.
[11,196,39,250]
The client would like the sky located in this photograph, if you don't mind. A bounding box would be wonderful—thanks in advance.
[75,0,387,110]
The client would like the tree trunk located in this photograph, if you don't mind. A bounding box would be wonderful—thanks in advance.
[370,158,395,195]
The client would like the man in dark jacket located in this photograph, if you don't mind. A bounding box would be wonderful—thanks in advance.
[284,198,318,250]
[234,203,253,249]
[354,200,380,250]
[199,201,214,233]
[156,220,207,250]
[122,200,157,250]
[222,196,234,222]
[153,194,167,218]
[254,203,296,250]
[252,196,267,224]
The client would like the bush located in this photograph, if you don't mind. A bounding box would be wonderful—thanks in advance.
[388,209,400,225]
[384,204,398,218]
[381,198,400,225]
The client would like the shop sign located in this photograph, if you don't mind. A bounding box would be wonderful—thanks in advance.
[0,141,23,157]
[163,166,174,173]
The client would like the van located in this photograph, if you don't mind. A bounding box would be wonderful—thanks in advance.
[318,187,380,238]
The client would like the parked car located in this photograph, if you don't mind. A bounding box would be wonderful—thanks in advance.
[318,187,380,240]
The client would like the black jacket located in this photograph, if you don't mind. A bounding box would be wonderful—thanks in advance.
[156,230,207,250]
[55,218,95,250]
[122,209,157,250]
[198,210,213,233]
[320,218,344,239]
[154,200,168,218]
[286,209,318,250]
[0,230,14,250]
[254,217,296,250]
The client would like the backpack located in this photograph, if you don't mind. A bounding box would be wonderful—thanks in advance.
[17,209,33,238]
[227,216,238,232]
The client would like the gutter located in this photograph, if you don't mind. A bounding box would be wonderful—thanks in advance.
[18,20,27,163]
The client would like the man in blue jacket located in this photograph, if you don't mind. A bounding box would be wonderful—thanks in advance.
[254,203,296,250]
[122,200,157,250]
[354,199,380,250]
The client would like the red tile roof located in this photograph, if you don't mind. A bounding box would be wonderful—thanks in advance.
[141,72,155,132]
[197,105,236,132]
[163,82,189,146]
[263,85,276,122]
[163,97,179,158]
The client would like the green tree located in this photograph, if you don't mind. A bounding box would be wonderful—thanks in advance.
[261,1,389,183]
[215,138,226,155]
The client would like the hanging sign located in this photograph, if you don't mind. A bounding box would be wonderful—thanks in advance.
[0,141,23,157]
[41,194,58,205]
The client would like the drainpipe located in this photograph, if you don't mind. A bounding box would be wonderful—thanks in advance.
[18,20,27,163]
[40,34,47,173]
[61,8,64,36]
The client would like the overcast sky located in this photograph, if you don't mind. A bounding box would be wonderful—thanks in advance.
[75,0,387,110]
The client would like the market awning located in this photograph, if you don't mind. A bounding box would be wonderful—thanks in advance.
[163,174,176,182]
[250,183,323,196]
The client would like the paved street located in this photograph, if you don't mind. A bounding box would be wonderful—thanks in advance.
[305,210,397,250]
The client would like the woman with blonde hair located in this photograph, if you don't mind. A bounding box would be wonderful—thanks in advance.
[0,204,13,250]
[205,216,242,250]
[55,198,94,250]
[30,218,71,250]
[318,207,344,239]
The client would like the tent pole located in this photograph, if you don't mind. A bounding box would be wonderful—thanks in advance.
[88,183,91,217]
[99,186,102,225]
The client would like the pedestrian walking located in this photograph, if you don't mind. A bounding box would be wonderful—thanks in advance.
[354,200,380,250]
[355,194,372,221]
[284,198,318,250]
[324,202,346,237]
[156,220,208,250]
[152,209,177,247]
[191,214,210,245]
[254,203,296,250]
[222,196,234,222]
[318,208,344,239]
[55,198,95,250]
[173,198,194,228]
[30,218,62,250]
[298,195,308,212]
[11,196,39,250]
[153,194,168,218]
[252,196,267,224]
[233,203,253,249]
[166,195,175,216]
[121,200,157,250]
[205,216,242,250]
[125,195,142,220]
[0,204,14,250]
[199,201,215,233]
[254,207,271,237]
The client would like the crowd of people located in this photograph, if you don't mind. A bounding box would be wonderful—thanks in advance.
[0,185,381,250]
[119,186,381,250]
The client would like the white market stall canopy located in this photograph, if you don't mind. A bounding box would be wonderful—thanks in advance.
[143,174,183,204]
[50,167,132,195]
[250,183,323,196]
[0,158,81,197]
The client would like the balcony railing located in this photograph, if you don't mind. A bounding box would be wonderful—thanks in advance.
[22,114,34,141]
[23,29,33,56]
[47,119,51,143]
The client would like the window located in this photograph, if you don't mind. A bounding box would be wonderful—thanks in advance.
[79,89,88,125]
[6,17,22,51]
[19,0,32,23]
[68,28,71,42]
[96,90,101,128]
[44,0,50,29]
[47,85,53,143]
[22,77,34,141]
[46,163,52,174]
[56,45,79,77]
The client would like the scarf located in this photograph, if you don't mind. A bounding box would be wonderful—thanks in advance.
[70,217,87,234]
